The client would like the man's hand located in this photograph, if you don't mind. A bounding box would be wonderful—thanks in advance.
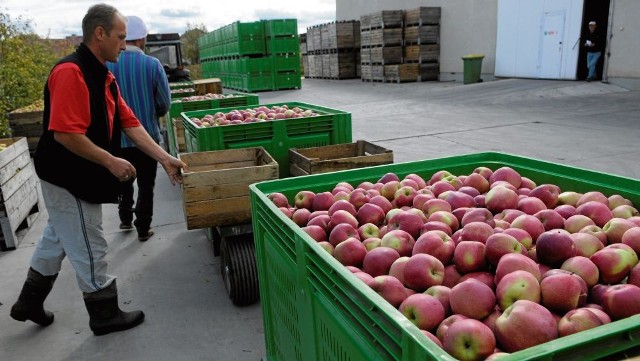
[159,156,188,185]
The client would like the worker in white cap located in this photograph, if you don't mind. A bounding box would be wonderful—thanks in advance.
[107,15,172,242]
[584,20,602,82]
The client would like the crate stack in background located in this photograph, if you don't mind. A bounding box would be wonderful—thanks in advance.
[403,7,441,82]
[360,10,403,82]
[303,21,360,79]
[198,19,301,92]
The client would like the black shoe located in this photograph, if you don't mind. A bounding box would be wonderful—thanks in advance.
[120,222,133,230]
[83,281,145,336]
[11,268,58,326]
[138,230,154,242]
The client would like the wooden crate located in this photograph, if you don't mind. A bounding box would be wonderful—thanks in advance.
[327,21,357,50]
[329,51,356,79]
[367,10,404,29]
[0,137,43,250]
[8,109,43,155]
[385,64,419,83]
[322,53,331,77]
[179,147,279,229]
[404,25,440,45]
[172,119,186,154]
[192,78,222,95]
[289,140,393,176]
[404,44,440,63]
[419,63,440,81]
[368,28,403,46]
[370,46,403,64]
[404,7,441,26]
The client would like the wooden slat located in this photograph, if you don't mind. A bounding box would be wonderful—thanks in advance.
[0,138,28,169]
[183,164,278,188]
[0,163,35,202]
[310,153,393,174]
[179,148,259,167]
[0,175,37,216]
[289,162,309,177]
[0,148,31,187]
[184,196,252,229]
[289,140,393,175]
[183,181,253,203]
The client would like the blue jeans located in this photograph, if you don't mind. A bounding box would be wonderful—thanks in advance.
[587,51,601,80]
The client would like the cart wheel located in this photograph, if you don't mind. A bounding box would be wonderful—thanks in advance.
[220,234,259,306]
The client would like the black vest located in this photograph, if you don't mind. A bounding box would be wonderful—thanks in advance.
[34,43,122,204]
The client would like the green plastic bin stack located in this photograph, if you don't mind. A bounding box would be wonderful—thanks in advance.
[249,151,640,361]
[198,19,302,92]
[180,102,351,177]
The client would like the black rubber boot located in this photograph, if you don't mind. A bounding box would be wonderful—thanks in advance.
[10,268,58,326]
[83,280,145,336]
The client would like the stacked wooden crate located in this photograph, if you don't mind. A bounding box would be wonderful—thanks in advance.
[403,7,441,81]
[303,21,360,79]
[360,10,404,82]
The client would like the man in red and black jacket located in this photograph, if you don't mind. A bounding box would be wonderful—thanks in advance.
[10,3,186,336]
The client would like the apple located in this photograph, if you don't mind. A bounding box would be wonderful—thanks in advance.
[501,228,533,250]
[425,285,452,316]
[494,300,558,353]
[629,216,640,227]
[564,214,597,233]
[268,192,289,208]
[442,319,496,361]
[558,308,605,337]
[399,293,446,331]
[461,208,495,228]
[317,241,334,255]
[328,199,357,217]
[387,210,424,239]
[404,253,445,292]
[458,221,494,244]
[536,229,577,267]
[394,186,418,208]
[348,188,370,209]
[493,220,510,231]
[388,256,410,285]
[356,203,385,226]
[428,211,460,232]
[579,225,608,245]
[307,214,331,233]
[590,246,636,284]
[555,204,577,219]
[328,223,359,246]
[495,209,525,224]
[608,194,632,209]
[485,233,525,267]
[577,201,613,228]
[482,307,502,335]
[576,191,609,207]
[533,209,565,231]
[485,186,520,214]
[368,195,393,215]
[442,191,476,211]
[557,191,582,206]
[541,272,583,314]
[510,214,546,243]
[361,246,401,277]
[293,190,315,210]
[412,231,455,265]
[404,173,427,189]
[431,181,456,198]
[412,193,435,210]
[278,207,294,218]
[302,225,327,243]
[358,223,380,240]
[330,210,358,230]
[380,180,402,201]
[420,221,452,236]
[489,167,522,188]
[292,208,311,227]
[459,271,496,291]
[561,256,600,288]
[334,190,351,201]
[421,330,443,349]
[378,172,400,184]
[449,278,496,320]
[622,227,640,254]
[463,172,490,194]
[380,230,415,257]
[527,184,560,208]
[369,275,408,308]
[436,314,469,342]
[333,237,367,267]
[611,205,639,219]
[422,198,453,217]
[608,243,639,264]
[602,217,637,244]
[352,271,375,286]
[494,252,541,284]
[517,196,547,215]
[473,166,493,180]
[495,270,541,311]
[442,264,462,288]
[570,232,604,258]
[628,263,640,287]
[601,284,640,320]
[454,241,488,274]
[312,191,335,211]
[361,237,382,251]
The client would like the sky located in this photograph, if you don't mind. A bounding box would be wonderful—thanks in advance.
[2,0,337,39]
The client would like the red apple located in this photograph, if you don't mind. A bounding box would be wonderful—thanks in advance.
[461,208,495,228]
[463,172,490,194]
[356,203,385,226]
[533,209,566,231]
[268,192,289,208]
[510,214,546,243]
[536,229,577,267]
[557,191,582,207]
[399,293,446,331]
[293,190,315,210]
[436,314,469,342]
[369,275,408,308]
[601,284,640,320]
[459,271,496,291]
[404,253,445,292]
[317,241,334,255]
[495,269,541,311]
[292,208,311,226]
[449,278,496,320]
[428,211,460,232]
[404,173,427,189]
[577,201,613,228]
[443,319,496,361]
[328,199,357,217]
[330,209,358,230]
[312,191,335,211]
[380,180,402,201]
[570,232,605,257]
[361,237,382,251]
[564,214,596,233]
[454,241,488,274]
[501,228,534,250]
[388,256,410,285]
[590,247,636,284]
[611,205,639,219]
[489,166,522,188]
[485,233,525,267]
[362,246,400,277]
[602,217,637,244]
[540,272,583,314]
[387,210,424,239]
[302,225,327,243]
[348,188,370,209]
[442,264,462,288]
[394,186,418,208]
[628,262,640,287]
[485,186,520,214]
[358,222,380,240]
[369,195,393,215]
[333,237,367,267]
[422,198,453,217]
[425,285,452,316]
[494,300,558,353]
[421,330,443,349]
[494,252,541,284]
[380,230,415,257]
[622,227,640,254]
[558,308,605,337]
[328,223,359,246]
[576,191,609,207]
[579,225,608,245]
[560,256,600,288]
[528,184,560,208]
[458,221,494,244]
[378,172,400,184]
[555,204,577,219]
[517,196,547,215]
[413,230,455,265]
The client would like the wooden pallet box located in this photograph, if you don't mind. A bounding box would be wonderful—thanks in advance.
[329,51,357,79]
[367,10,404,29]
[404,7,441,26]
[0,137,43,250]
[8,108,43,156]
[404,44,440,63]
[404,25,440,45]
[179,147,279,229]
[289,140,393,176]
[370,46,403,64]
[385,64,419,83]
[369,28,403,46]
[419,63,440,81]
[192,78,222,95]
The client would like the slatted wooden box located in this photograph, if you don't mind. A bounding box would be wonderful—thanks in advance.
[385,64,419,83]
[8,108,43,156]
[289,140,393,176]
[370,46,403,64]
[405,44,440,63]
[179,147,279,229]
[404,7,441,26]
[193,78,223,96]
[404,25,440,45]
[329,51,357,79]
[368,28,403,46]
[367,10,404,29]
[419,63,440,81]
[0,137,43,250]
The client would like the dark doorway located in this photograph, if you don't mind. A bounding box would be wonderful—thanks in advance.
[577,0,611,81]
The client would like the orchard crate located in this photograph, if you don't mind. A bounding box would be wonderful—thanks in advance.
[179,147,278,229]
[404,7,441,26]
[8,103,44,155]
[263,19,298,37]
[404,25,440,45]
[181,102,352,178]
[192,78,222,95]
[169,93,260,120]
[384,64,419,83]
[249,151,640,361]
[370,46,402,65]
[288,140,393,176]
[404,44,440,63]
[0,137,43,250]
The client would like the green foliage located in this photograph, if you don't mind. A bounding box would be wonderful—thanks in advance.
[181,22,207,65]
[0,11,63,137]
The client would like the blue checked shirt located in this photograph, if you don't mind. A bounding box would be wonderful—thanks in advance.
[107,45,171,147]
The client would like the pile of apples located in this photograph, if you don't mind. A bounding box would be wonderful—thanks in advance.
[188,104,319,128]
[267,166,640,361]
[170,88,195,94]
[175,93,241,103]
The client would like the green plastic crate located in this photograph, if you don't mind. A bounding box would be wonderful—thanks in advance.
[168,93,259,120]
[273,54,301,73]
[263,19,298,37]
[273,72,301,90]
[238,57,274,73]
[266,35,300,55]
[241,73,275,92]
[181,102,352,177]
[249,151,640,361]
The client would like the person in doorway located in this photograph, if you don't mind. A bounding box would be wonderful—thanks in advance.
[107,15,172,242]
[584,20,603,82]
[10,3,186,336]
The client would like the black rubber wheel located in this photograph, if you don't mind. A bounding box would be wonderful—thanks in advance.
[220,234,259,306]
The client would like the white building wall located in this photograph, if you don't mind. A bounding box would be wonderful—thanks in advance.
[605,0,640,90]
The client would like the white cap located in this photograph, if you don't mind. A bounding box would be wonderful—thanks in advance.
[125,16,148,41]
[589,21,596,25]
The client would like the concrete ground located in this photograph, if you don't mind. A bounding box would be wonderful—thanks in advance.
[1,78,639,361]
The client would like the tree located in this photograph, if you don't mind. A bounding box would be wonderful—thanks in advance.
[181,22,207,65]
[0,11,69,137]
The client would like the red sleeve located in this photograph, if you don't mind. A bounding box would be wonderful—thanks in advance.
[48,63,91,133]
